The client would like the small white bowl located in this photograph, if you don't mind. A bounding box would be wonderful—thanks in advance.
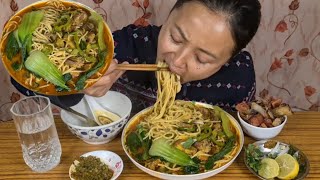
[61,91,132,144]
[69,150,123,180]
[237,111,287,140]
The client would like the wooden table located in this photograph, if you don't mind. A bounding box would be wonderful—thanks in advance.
[0,112,319,179]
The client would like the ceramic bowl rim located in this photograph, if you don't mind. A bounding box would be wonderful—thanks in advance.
[60,91,132,130]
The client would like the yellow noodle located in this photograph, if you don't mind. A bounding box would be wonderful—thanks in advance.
[158,164,181,171]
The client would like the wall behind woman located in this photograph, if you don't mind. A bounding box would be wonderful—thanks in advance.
[246,0,320,111]
[0,0,319,121]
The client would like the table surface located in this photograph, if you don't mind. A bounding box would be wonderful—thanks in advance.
[0,111,319,180]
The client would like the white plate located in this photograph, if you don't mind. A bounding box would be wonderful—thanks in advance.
[69,150,123,180]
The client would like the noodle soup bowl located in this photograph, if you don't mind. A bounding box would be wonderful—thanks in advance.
[0,0,114,95]
[121,102,244,180]
[61,91,132,144]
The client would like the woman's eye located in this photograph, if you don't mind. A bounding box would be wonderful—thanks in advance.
[170,34,182,44]
[196,56,205,64]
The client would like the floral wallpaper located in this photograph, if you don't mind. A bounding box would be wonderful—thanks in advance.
[246,0,320,111]
[0,0,319,121]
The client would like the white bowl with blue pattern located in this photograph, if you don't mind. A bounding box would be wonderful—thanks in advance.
[61,91,132,144]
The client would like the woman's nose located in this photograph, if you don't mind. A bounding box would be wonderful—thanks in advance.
[171,50,189,69]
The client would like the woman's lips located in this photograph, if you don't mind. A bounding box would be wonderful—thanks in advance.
[168,66,185,83]
[168,65,181,75]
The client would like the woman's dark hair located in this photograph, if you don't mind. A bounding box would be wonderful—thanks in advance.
[171,0,261,56]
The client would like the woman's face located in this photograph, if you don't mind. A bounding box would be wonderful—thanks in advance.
[157,2,235,83]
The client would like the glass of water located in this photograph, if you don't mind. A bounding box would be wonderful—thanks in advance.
[10,96,62,173]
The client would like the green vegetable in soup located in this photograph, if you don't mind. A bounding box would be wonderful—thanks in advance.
[213,106,234,138]
[54,14,72,32]
[17,10,44,43]
[127,132,142,153]
[126,125,151,161]
[5,32,19,60]
[196,125,212,141]
[55,73,72,92]
[75,50,106,90]
[11,61,22,71]
[89,11,106,51]
[25,50,69,90]
[183,165,200,174]
[182,138,196,149]
[149,138,197,167]
[205,136,235,170]
[21,35,32,62]
[210,130,225,147]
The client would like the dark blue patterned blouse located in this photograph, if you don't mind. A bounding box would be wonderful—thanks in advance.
[11,24,255,113]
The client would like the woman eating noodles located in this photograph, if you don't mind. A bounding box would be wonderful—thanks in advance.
[12,0,261,113]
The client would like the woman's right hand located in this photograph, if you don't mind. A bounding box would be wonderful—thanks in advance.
[83,59,128,97]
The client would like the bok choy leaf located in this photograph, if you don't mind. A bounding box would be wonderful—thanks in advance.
[25,50,69,90]
[5,31,19,60]
[17,10,44,43]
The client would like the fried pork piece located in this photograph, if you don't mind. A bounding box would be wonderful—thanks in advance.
[248,113,264,126]
[194,139,212,154]
[236,96,293,127]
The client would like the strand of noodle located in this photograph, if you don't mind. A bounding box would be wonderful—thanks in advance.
[86,79,100,83]
[191,151,211,159]
[84,79,100,89]
[152,62,179,119]
[96,72,102,76]
[46,0,66,10]
[56,32,62,39]
[58,55,76,69]
[79,31,88,44]
[29,73,34,86]
[157,164,181,171]
[88,49,98,56]
[64,69,83,75]
[38,84,50,89]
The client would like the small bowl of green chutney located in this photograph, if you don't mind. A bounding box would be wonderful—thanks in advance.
[69,150,123,180]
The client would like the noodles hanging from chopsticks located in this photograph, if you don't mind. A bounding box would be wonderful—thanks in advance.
[136,61,239,171]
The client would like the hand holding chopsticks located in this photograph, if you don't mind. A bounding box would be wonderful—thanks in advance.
[115,64,169,71]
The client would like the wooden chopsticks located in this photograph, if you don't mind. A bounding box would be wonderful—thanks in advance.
[115,64,169,71]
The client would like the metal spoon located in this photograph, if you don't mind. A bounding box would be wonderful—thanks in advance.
[31,95,98,127]
[62,106,99,127]
[84,95,121,126]
[47,99,98,127]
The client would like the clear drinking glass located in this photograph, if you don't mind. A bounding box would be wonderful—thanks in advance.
[10,96,62,172]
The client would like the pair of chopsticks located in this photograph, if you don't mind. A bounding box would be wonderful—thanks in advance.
[115,64,169,71]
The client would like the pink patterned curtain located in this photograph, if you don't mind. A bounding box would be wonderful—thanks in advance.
[246,0,320,111]
[0,0,319,121]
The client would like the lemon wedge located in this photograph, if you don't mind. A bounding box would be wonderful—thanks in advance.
[275,154,299,179]
[258,158,280,179]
